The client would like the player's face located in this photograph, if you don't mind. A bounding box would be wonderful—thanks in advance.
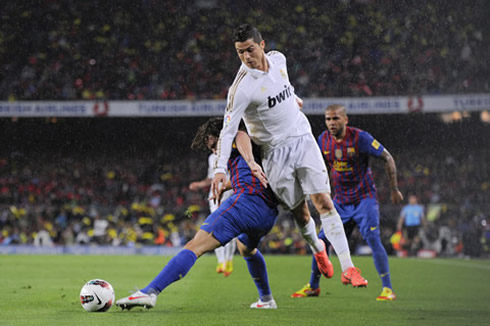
[235,39,266,71]
[206,135,218,154]
[325,109,348,139]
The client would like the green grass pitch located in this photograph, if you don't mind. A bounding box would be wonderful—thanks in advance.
[1,254,489,326]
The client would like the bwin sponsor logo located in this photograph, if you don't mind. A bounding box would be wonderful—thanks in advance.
[268,85,293,108]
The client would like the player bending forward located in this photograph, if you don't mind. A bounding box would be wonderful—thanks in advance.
[212,24,367,286]
[117,118,279,310]
[189,152,236,277]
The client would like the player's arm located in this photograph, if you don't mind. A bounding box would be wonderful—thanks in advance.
[189,177,212,191]
[235,130,268,187]
[211,87,250,201]
[380,149,404,204]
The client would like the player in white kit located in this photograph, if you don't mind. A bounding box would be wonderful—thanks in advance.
[211,24,367,285]
[189,155,236,277]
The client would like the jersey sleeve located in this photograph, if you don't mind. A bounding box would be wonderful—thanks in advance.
[358,130,384,157]
[207,154,215,179]
[214,86,250,175]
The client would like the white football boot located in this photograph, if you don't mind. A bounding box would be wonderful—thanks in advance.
[116,290,157,310]
[250,298,277,309]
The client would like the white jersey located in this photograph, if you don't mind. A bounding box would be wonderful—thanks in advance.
[207,153,232,212]
[214,51,312,174]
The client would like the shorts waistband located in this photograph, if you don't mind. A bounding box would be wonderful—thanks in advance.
[260,133,310,153]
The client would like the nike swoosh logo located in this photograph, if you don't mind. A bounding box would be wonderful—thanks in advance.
[370,226,378,231]
[94,293,102,305]
[128,295,147,300]
[256,304,266,308]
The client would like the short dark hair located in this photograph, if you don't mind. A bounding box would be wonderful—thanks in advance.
[191,117,223,151]
[233,24,263,43]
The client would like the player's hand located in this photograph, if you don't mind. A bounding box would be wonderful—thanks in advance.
[211,173,226,203]
[247,161,268,188]
[391,189,404,204]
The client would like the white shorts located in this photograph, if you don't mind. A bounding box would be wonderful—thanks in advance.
[261,134,331,210]
[209,189,234,213]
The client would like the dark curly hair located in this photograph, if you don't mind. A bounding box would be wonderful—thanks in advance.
[191,117,223,151]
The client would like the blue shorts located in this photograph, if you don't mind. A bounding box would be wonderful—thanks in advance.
[200,192,278,250]
[319,197,380,240]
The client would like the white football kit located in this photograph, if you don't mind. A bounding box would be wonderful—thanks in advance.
[215,51,330,209]
[207,153,232,212]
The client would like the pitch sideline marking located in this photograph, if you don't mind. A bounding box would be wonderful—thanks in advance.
[415,258,490,271]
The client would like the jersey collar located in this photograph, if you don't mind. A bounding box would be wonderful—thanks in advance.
[241,56,273,78]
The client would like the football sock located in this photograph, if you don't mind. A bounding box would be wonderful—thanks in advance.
[310,255,322,289]
[215,246,225,264]
[224,238,236,261]
[365,231,392,289]
[320,210,354,271]
[296,218,324,254]
[244,250,271,300]
[141,249,197,295]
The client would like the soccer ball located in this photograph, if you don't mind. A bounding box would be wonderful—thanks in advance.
[80,279,115,312]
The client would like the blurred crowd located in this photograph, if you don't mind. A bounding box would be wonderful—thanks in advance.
[1,0,489,101]
[0,0,489,257]
[1,139,488,258]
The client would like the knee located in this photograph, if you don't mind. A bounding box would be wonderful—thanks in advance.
[237,240,256,257]
[184,231,220,257]
[310,193,334,213]
[183,240,201,257]
[364,230,382,248]
[291,201,310,227]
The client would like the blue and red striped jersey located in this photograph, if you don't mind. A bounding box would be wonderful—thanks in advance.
[317,126,384,205]
[227,145,277,207]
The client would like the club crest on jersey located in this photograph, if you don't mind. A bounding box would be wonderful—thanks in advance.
[280,69,287,79]
[267,85,293,108]
[335,149,343,159]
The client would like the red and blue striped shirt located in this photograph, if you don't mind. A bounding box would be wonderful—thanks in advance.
[228,146,277,208]
[317,126,384,205]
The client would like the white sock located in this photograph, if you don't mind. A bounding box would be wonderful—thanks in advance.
[296,218,323,254]
[320,210,354,271]
[224,238,236,261]
[215,246,225,264]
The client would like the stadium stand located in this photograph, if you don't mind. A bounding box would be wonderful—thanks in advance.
[0,1,489,100]
[0,116,488,257]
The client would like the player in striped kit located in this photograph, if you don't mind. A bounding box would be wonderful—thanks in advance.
[212,24,366,286]
[189,152,236,277]
[117,118,279,310]
[291,104,403,301]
